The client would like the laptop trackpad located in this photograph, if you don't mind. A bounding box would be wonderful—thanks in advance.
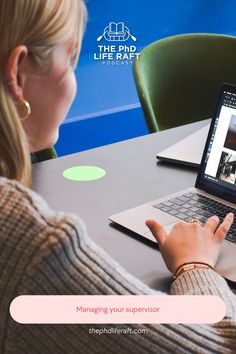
[162,226,236,283]
[144,221,177,242]
[158,222,236,283]
[215,241,236,282]
[164,222,177,233]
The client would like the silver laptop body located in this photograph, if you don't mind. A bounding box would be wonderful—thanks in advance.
[110,84,236,282]
[156,124,209,167]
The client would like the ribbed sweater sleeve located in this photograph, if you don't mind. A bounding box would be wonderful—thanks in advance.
[0,178,236,354]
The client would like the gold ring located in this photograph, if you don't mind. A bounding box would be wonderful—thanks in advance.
[189,219,202,225]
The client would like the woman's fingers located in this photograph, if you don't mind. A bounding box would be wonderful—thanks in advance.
[214,212,234,242]
[145,219,167,245]
[204,215,220,233]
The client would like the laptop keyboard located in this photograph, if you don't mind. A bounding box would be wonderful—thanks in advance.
[153,192,236,243]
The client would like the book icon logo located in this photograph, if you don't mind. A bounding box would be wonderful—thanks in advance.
[97,22,137,42]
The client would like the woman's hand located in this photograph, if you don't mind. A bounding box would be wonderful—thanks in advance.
[146,213,234,274]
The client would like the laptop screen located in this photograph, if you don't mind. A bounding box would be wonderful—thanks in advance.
[196,83,236,203]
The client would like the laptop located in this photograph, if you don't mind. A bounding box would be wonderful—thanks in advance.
[156,124,210,167]
[110,83,236,282]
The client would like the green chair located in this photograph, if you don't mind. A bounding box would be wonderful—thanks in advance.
[133,33,236,133]
[31,147,57,164]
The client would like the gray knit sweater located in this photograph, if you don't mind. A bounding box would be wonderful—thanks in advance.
[0,177,235,354]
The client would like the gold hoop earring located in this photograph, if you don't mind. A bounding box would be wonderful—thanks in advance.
[16,100,31,121]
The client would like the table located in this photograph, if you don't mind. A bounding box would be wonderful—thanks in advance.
[32,119,235,293]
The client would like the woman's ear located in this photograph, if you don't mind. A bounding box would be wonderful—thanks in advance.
[6,45,29,102]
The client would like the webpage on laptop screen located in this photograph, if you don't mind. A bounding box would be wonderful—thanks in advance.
[204,90,236,191]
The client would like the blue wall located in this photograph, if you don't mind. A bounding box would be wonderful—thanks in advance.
[55,0,236,156]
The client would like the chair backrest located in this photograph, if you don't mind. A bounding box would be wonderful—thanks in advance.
[133,33,236,132]
[31,147,57,164]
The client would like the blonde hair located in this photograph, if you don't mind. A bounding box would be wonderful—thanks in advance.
[0,0,87,186]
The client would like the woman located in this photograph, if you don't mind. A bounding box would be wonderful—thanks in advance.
[0,1,235,353]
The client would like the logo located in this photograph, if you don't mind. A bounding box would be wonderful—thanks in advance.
[94,21,140,66]
[97,22,137,42]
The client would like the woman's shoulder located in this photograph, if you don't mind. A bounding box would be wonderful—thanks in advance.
[0,176,48,207]
[0,177,88,272]
[0,176,54,223]
[0,176,84,235]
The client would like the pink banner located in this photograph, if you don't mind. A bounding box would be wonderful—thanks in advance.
[10,295,226,324]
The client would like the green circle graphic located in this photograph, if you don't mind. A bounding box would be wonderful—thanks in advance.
[63,166,106,181]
